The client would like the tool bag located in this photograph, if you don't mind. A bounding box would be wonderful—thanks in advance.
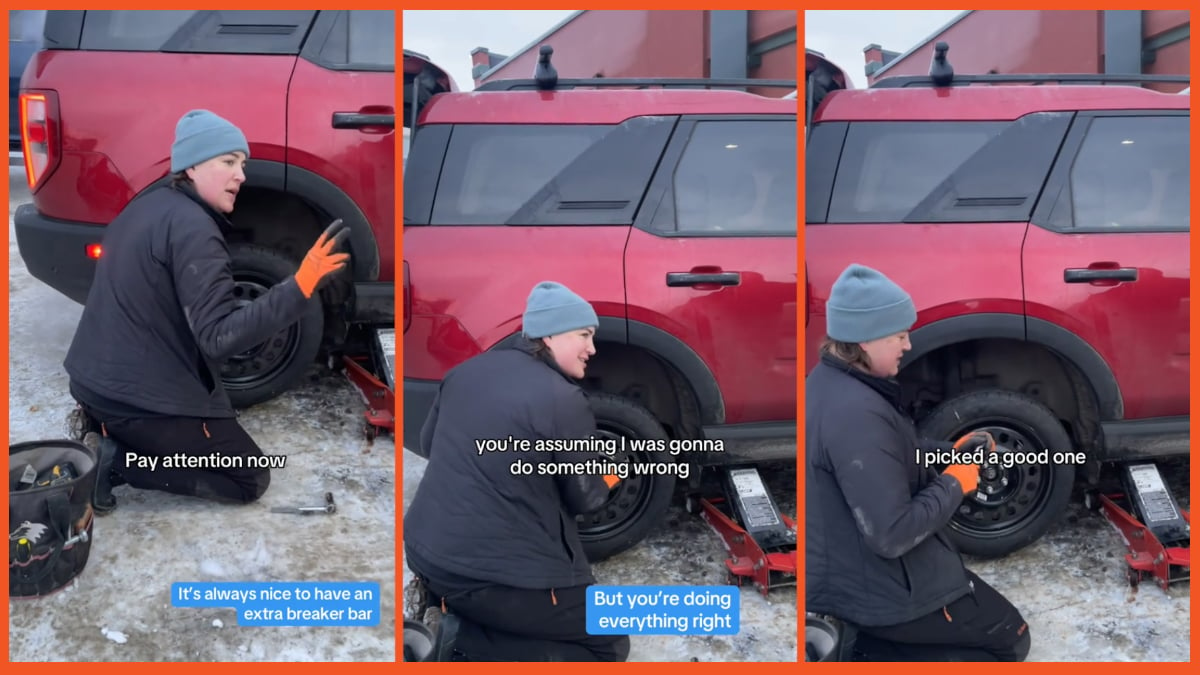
[9,439,97,597]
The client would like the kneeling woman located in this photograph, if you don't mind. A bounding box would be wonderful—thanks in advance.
[405,281,628,662]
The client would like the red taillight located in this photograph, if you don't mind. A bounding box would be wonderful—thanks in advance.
[20,91,59,191]
[86,244,102,259]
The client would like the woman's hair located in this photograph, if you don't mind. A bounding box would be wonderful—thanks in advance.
[170,170,192,188]
[820,335,871,371]
[521,335,552,359]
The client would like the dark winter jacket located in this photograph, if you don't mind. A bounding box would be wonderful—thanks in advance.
[805,353,974,627]
[403,342,613,591]
[64,183,311,420]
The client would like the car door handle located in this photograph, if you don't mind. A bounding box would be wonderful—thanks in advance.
[1064,268,1138,283]
[332,112,395,129]
[666,272,741,287]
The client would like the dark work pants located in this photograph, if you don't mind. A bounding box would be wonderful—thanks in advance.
[852,570,1031,662]
[99,415,272,504]
[425,579,630,662]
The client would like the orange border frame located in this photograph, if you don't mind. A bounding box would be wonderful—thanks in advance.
[799,3,1197,672]
[2,1,1196,671]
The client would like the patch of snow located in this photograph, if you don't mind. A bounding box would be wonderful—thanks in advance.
[200,559,226,577]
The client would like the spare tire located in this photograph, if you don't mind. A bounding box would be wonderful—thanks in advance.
[576,392,677,562]
[916,389,1076,558]
[220,244,324,408]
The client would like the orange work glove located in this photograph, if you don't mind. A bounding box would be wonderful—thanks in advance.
[942,464,980,494]
[943,430,994,494]
[295,218,351,298]
[953,430,996,455]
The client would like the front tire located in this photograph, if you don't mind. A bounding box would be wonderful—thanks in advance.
[577,392,677,562]
[917,389,1076,558]
[221,244,324,408]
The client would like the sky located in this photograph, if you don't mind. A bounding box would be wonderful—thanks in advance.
[404,10,970,93]
[403,10,579,92]
[804,10,967,89]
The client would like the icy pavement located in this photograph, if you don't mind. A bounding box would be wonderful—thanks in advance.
[8,170,396,661]
[403,450,799,662]
[966,458,1190,662]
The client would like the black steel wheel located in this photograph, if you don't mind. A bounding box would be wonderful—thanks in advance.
[219,245,324,408]
[917,389,1076,558]
[576,392,676,561]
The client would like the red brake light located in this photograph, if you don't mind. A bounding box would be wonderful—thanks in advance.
[20,91,59,191]
[86,244,102,259]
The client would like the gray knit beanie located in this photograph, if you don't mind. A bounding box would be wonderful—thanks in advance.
[522,281,598,339]
[170,109,250,173]
[826,264,917,343]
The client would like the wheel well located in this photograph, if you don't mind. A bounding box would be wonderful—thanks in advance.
[581,342,702,442]
[225,186,354,349]
[228,186,322,262]
[899,338,1103,454]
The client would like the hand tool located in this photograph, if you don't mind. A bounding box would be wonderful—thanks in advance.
[271,492,336,515]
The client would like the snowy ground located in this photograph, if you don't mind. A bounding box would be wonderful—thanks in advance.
[965,458,1190,662]
[8,168,396,661]
[403,450,799,662]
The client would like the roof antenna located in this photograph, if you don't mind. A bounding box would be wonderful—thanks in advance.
[534,45,558,90]
[929,41,954,87]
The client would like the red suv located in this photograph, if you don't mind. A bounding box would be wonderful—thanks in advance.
[403,49,798,560]
[15,10,397,407]
[805,46,1189,558]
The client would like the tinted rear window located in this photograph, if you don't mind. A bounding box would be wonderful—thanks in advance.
[829,121,1004,222]
[72,10,316,54]
[430,124,611,225]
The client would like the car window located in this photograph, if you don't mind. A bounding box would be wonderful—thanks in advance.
[76,10,314,54]
[1069,115,1188,232]
[671,120,796,235]
[319,9,394,69]
[430,124,610,225]
[80,11,197,51]
[828,121,1004,223]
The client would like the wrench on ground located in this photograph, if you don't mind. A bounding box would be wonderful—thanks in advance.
[271,492,336,515]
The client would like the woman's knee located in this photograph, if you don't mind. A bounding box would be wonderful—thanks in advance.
[603,635,631,662]
[238,468,271,503]
[247,468,271,499]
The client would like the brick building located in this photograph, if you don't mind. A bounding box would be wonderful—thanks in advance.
[863,10,1188,93]
[471,10,796,97]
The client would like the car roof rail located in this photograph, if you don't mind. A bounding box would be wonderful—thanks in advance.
[872,73,1191,88]
[476,77,799,92]
[871,41,1189,89]
[476,44,796,92]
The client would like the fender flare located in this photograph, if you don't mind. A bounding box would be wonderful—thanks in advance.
[903,312,1123,421]
[131,159,380,282]
[491,317,726,426]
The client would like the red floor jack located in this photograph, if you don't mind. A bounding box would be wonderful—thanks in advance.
[686,465,796,596]
[339,327,396,441]
[1089,462,1190,592]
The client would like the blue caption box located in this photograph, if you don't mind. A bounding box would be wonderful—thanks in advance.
[171,582,380,626]
[586,585,739,636]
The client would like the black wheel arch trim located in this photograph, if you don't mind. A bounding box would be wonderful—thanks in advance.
[903,312,1123,421]
[131,159,380,282]
[490,317,726,426]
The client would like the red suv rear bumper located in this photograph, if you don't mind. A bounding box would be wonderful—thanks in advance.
[14,203,101,305]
